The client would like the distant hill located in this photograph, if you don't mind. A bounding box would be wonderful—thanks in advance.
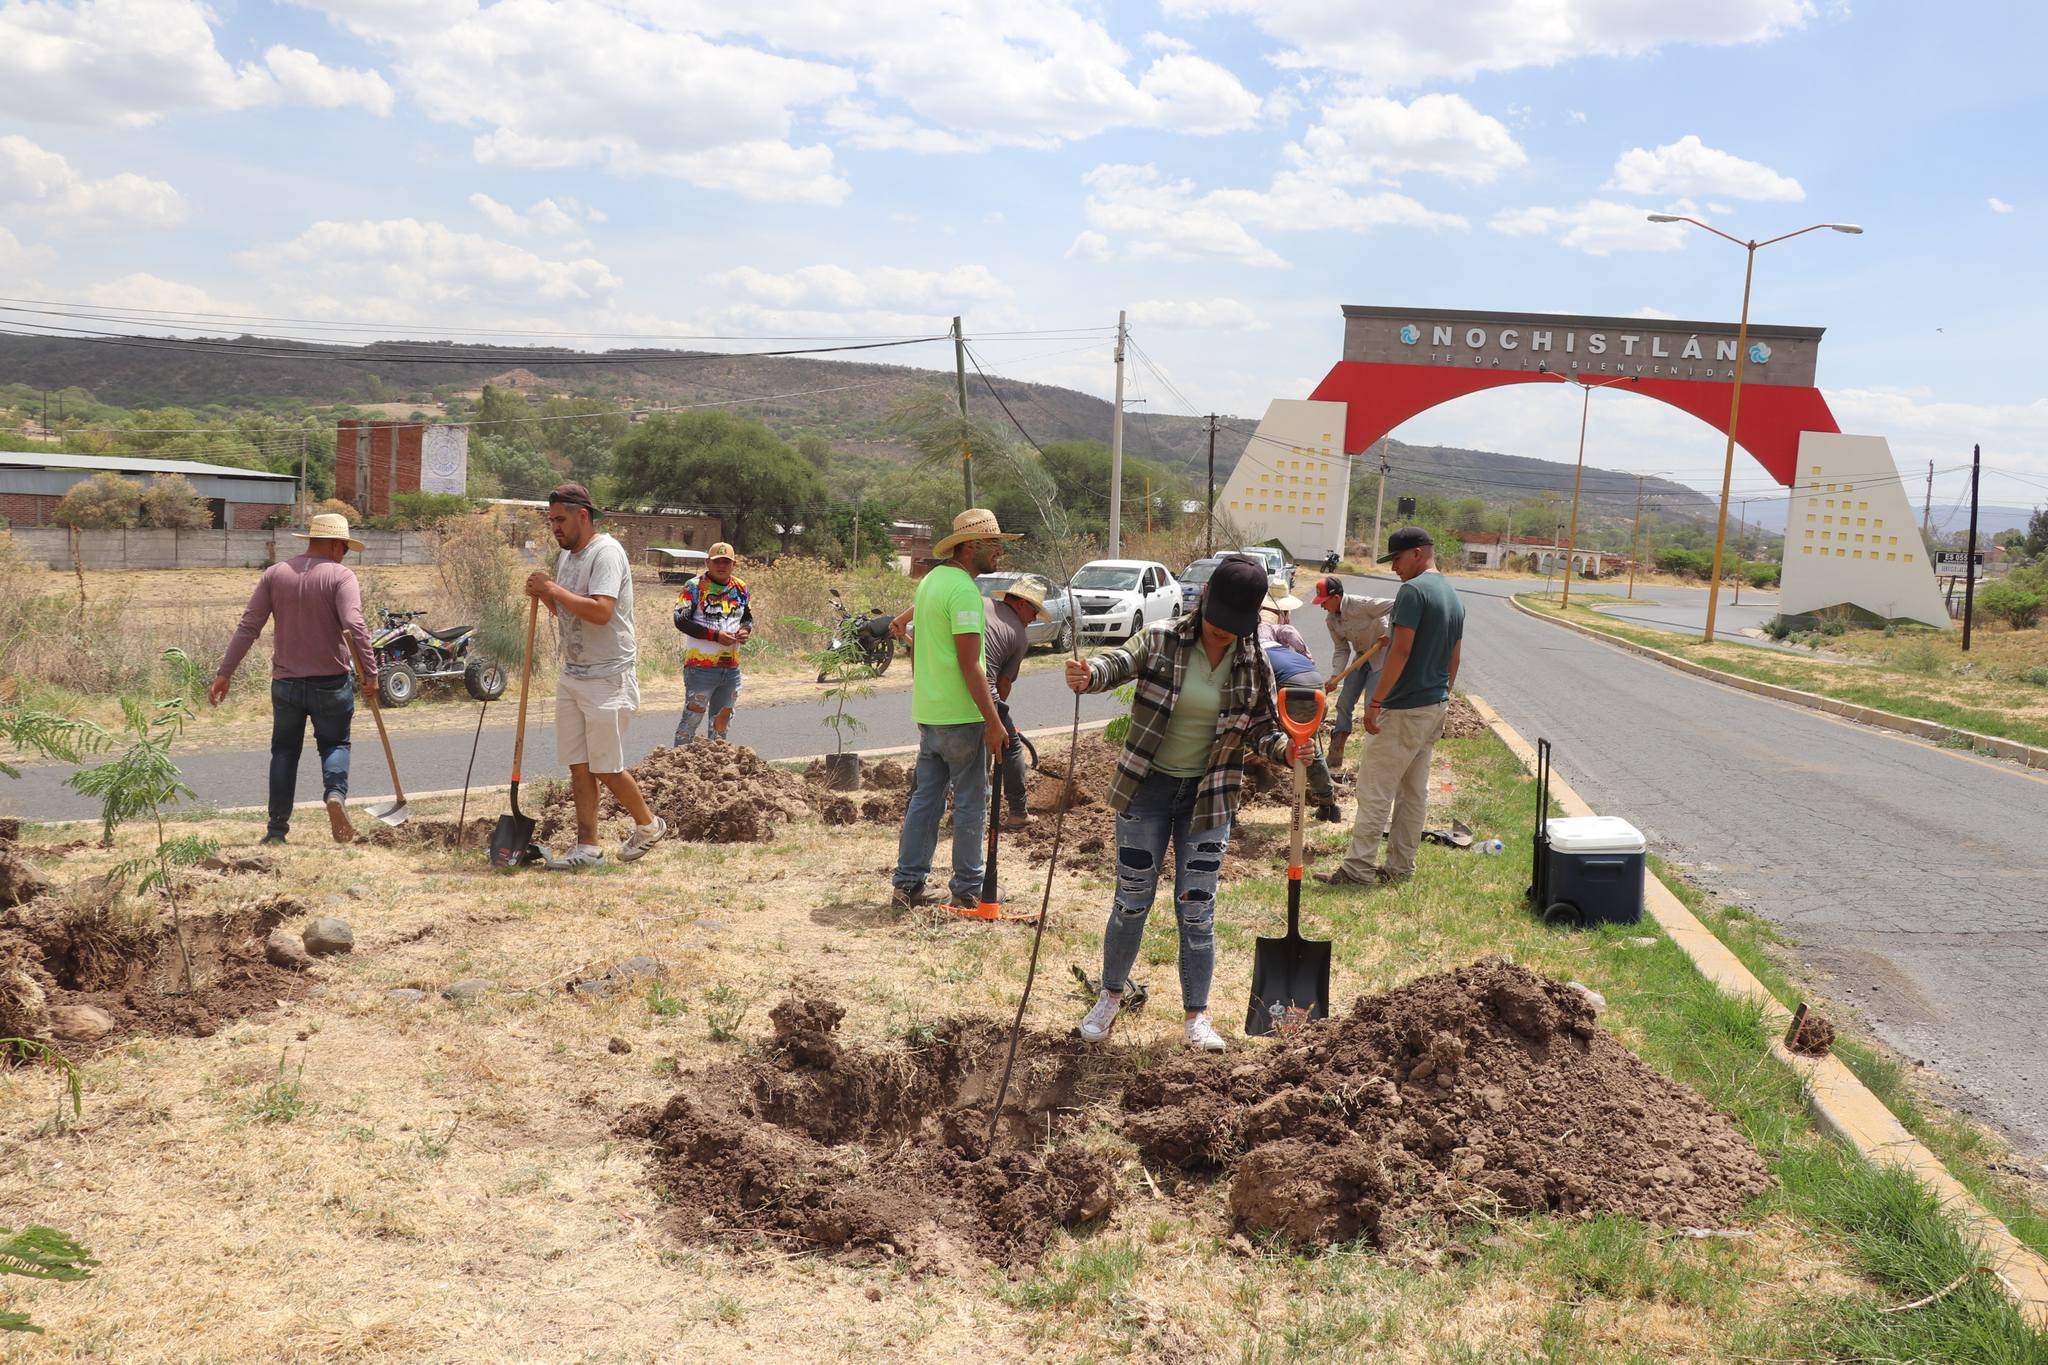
[0,331,1715,524]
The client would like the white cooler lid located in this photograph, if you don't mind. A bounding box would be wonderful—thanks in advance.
[1545,815,1645,854]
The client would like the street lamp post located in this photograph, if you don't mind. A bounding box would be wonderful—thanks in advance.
[1555,374,1638,610]
[1646,215,1862,643]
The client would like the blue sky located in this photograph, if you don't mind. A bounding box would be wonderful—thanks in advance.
[2,0,2043,520]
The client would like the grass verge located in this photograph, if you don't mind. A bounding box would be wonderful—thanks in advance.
[1517,591,2048,752]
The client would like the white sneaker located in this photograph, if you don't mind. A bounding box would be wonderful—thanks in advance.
[1077,991,1121,1043]
[1184,1014,1227,1053]
[548,844,605,869]
[619,816,668,862]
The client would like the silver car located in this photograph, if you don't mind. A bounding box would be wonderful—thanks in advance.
[975,572,1077,652]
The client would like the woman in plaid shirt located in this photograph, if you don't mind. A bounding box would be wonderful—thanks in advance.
[1063,555,1316,1052]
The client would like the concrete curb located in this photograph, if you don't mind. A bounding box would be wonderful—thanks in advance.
[1507,594,2048,772]
[33,718,1118,826]
[1466,692,2048,1326]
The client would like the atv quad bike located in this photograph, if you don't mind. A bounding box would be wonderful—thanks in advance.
[369,608,508,707]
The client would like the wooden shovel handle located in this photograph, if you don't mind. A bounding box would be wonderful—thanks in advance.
[345,633,404,804]
[510,595,540,784]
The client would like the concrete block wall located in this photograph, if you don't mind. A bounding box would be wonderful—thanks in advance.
[4,527,438,570]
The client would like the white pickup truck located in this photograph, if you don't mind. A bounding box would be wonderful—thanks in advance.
[1070,559,1181,642]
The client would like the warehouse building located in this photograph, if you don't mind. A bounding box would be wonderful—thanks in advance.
[0,451,297,529]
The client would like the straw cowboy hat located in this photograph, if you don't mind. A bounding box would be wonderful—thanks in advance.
[1263,578,1303,613]
[1000,576,1047,615]
[291,511,365,552]
[932,507,1023,557]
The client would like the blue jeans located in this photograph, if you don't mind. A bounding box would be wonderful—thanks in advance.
[1331,659,1377,735]
[269,674,353,837]
[1100,771,1231,1012]
[676,665,742,742]
[892,722,990,907]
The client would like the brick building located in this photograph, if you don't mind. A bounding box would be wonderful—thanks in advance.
[0,451,296,529]
[335,420,469,517]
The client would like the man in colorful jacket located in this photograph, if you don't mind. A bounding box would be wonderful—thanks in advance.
[672,542,752,744]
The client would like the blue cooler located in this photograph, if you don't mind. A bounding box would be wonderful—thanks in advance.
[1528,740,1646,929]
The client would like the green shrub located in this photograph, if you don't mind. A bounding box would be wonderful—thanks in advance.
[1974,581,2041,630]
[1891,639,1942,675]
[1761,614,1793,641]
[374,491,470,530]
[1654,546,1711,579]
[1742,561,1780,588]
[51,472,141,529]
[138,473,212,529]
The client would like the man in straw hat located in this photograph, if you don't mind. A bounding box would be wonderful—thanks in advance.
[209,510,379,845]
[889,508,1019,913]
[524,483,668,868]
[982,576,1046,832]
[672,540,751,744]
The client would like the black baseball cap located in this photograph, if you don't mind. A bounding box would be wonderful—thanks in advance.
[1376,526,1433,564]
[1201,554,1268,638]
[547,483,602,519]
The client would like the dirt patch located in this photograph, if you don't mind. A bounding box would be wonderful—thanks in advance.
[0,849,50,909]
[1122,959,1773,1247]
[622,996,1131,1270]
[365,818,500,851]
[1441,694,1488,740]
[1786,1013,1836,1057]
[0,892,311,1044]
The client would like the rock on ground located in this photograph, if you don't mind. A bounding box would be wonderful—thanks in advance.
[45,1004,116,1043]
[264,929,314,972]
[301,917,355,957]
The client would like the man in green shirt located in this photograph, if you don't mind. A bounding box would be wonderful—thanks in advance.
[1317,527,1466,888]
[890,508,1018,913]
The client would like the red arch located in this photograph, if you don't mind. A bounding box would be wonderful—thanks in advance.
[1305,361,1840,487]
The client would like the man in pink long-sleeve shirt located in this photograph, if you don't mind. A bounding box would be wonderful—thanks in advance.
[210,512,379,845]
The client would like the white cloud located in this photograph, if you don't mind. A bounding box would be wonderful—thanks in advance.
[1829,387,2048,485]
[824,102,978,154]
[1084,162,1463,269]
[0,0,391,126]
[0,135,187,235]
[1988,197,2016,214]
[1142,30,1192,51]
[1128,298,1269,331]
[1568,110,1588,125]
[1066,229,1111,262]
[710,263,1011,312]
[468,193,604,245]
[81,272,223,313]
[0,226,56,278]
[1161,0,1818,87]
[1608,135,1803,201]
[240,219,623,315]
[1286,92,1525,185]
[1630,305,1679,320]
[1136,53,1263,135]
[1491,200,1691,255]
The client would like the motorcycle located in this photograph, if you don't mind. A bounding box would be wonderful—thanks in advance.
[368,608,508,708]
[1322,551,1341,573]
[817,588,896,682]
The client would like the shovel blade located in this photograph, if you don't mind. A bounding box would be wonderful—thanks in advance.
[489,813,537,868]
[367,797,408,827]
[1244,932,1332,1038]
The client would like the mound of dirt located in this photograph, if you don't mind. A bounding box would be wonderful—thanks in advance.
[622,996,1131,1270]
[0,892,312,1044]
[1441,695,1488,740]
[1122,959,1773,1246]
[536,741,815,845]
[1786,1013,1836,1057]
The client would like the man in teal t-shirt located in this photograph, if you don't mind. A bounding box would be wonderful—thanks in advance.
[890,508,1019,913]
[1318,526,1467,888]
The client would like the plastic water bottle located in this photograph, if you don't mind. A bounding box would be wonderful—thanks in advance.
[1480,838,1505,856]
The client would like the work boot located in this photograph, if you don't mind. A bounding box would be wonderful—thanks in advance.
[889,881,937,912]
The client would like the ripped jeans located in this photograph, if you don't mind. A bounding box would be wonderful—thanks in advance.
[1100,771,1231,1013]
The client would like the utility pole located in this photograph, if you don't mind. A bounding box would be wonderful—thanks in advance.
[1203,413,1217,557]
[1144,475,1153,536]
[1546,519,1564,596]
[1627,475,1646,600]
[1922,459,1935,539]
[1108,309,1126,558]
[951,316,974,509]
[1962,443,1981,652]
[298,431,310,521]
[1367,444,1390,562]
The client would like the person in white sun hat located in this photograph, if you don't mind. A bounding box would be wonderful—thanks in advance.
[210,511,378,846]
[524,483,668,868]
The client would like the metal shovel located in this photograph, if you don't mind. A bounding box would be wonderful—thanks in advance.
[1245,686,1331,1038]
[346,634,408,826]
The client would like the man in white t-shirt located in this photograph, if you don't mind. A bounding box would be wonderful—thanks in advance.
[524,483,667,868]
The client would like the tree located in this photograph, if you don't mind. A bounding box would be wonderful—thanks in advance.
[138,473,212,529]
[51,472,141,529]
[2025,506,2048,559]
[471,433,558,500]
[795,432,834,474]
[612,411,825,555]
[1975,581,2041,630]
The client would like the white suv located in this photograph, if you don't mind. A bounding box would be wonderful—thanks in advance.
[1071,559,1180,641]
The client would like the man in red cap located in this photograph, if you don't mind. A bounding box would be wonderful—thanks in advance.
[1309,573,1394,772]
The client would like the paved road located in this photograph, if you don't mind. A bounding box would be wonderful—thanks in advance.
[1432,571,2047,1160]
[3,659,1128,821]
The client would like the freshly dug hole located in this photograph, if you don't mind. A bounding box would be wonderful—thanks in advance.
[1123,958,1774,1247]
[622,995,1131,1269]
[536,743,915,843]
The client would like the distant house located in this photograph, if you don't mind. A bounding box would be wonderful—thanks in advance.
[1457,530,1615,578]
[0,451,296,530]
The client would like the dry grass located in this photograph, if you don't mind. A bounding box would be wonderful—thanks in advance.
[0,728,1892,1363]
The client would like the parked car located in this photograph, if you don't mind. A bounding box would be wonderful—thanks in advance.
[1177,556,1223,613]
[975,571,1076,651]
[1239,545,1295,590]
[1070,559,1180,642]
